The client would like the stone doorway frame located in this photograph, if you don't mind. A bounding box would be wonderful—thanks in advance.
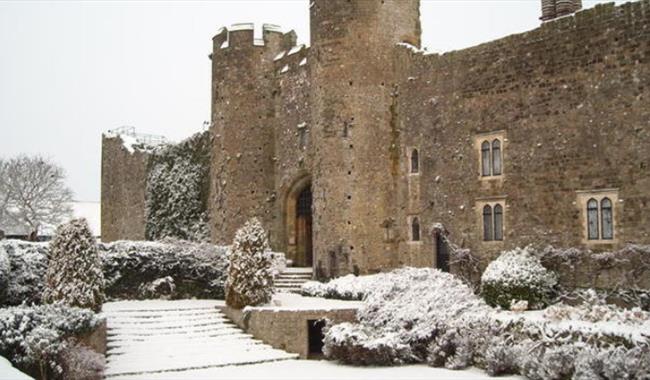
[284,174,313,268]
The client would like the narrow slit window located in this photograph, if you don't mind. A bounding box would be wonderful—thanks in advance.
[411,217,421,242]
[587,199,599,240]
[483,205,493,241]
[492,139,502,175]
[481,141,491,176]
[411,149,419,174]
[601,198,613,240]
[494,204,503,241]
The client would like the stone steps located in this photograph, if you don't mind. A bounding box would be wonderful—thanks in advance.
[103,301,298,378]
[274,267,313,293]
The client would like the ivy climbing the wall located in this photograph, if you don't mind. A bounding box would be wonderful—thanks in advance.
[145,131,211,242]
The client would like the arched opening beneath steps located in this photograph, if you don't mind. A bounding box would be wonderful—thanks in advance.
[285,175,313,268]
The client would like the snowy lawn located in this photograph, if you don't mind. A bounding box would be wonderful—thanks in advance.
[117,359,522,380]
[0,356,33,380]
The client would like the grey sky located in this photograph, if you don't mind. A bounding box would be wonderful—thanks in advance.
[0,0,626,202]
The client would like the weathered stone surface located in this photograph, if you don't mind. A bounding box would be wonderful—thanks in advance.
[102,0,650,288]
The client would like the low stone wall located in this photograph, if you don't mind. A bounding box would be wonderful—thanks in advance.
[221,305,357,359]
[78,318,107,355]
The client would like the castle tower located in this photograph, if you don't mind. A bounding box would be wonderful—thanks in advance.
[309,0,421,277]
[209,24,297,244]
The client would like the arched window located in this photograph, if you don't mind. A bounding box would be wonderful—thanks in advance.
[492,139,502,176]
[411,217,420,242]
[411,149,419,174]
[601,198,613,240]
[587,199,599,240]
[481,141,491,176]
[483,205,493,241]
[494,204,503,241]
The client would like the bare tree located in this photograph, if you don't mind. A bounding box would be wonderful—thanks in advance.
[0,155,73,240]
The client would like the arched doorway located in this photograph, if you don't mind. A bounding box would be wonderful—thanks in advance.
[285,176,313,268]
[296,186,313,267]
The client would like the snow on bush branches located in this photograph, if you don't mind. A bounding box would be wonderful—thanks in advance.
[225,218,275,309]
[301,273,390,300]
[481,246,557,310]
[145,131,211,242]
[42,219,105,312]
[0,240,48,306]
[324,268,489,365]
[0,304,103,379]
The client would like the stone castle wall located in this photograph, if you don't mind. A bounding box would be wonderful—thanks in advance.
[101,136,150,242]
[394,1,650,269]
[102,0,650,288]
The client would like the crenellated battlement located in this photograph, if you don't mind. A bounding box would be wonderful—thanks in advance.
[274,44,310,75]
[210,23,297,59]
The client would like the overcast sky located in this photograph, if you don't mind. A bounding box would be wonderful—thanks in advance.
[0,0,626,202]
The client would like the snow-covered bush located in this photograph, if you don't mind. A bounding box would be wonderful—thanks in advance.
[145,131,211,242]
[137,276,176,300]
[323,268,490,365]
[58,341,104,380]
[544,289,649,324]
[0,304,103,379]
[225,218,275,309]
[0,247,9,303]
[42,219,105,312]
[0,240,48,306]
[301,273,391,300]
[100,239,228,300]
[481,246,557,310]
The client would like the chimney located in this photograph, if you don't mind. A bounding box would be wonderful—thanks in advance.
[541,0,582,21]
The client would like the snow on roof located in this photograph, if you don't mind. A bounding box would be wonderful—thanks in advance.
[280,65,289,74]
[263,23,282,33]
[274,51,286,61]
[254,38,265,46]
[299,58,307,66]
[230,23,254,31]
[221,40,230,49]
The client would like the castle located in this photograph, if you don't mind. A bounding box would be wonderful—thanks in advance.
[102,0,650,280]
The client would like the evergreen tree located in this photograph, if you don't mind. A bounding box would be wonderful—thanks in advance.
[225,218,274,309]
[43,219,105,312]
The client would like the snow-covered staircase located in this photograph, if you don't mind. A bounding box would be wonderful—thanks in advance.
[275,267,313,293]
[103,300,298,378]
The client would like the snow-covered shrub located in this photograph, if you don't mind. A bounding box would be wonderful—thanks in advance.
[145,131,211,242]
[323,268,490,365]
[225,218,275,309]
[42,219,105,312]
[544,289,649,325]
[323,323,410,366]
[481,246,557,309]
[0,247,9,303]
[59,341,104,380]
[137,276,176,300]
[301,273,390,300]
[485,337,520,376]
[0,240,48,306]
[518,344,578,380]
[100,239,228,300]
[0,304,102,379]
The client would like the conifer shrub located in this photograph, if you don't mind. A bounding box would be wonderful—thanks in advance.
[481,246,557,310]
[225,218,275,309]
[42,219,105,312]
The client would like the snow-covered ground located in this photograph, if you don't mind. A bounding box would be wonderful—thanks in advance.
[0,356,33,380]
[122,359,522,380]
[103,300,297,378]
[103,298,517,379]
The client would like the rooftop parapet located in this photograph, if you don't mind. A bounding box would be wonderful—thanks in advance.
[210,23,297,58]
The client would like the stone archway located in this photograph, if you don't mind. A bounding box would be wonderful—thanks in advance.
[285,176,313,268]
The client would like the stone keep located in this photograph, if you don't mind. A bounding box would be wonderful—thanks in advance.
[102,0,650,283]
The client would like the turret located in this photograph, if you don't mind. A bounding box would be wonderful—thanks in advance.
[541,0,582,21]
[209,24,296,244]
[309,0,421,277]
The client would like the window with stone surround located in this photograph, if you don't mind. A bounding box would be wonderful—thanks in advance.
[477,199,506,242]
[410,148,420,175]
[475,132,505,179]
[408,216,421,243]
[577,190,618,244]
